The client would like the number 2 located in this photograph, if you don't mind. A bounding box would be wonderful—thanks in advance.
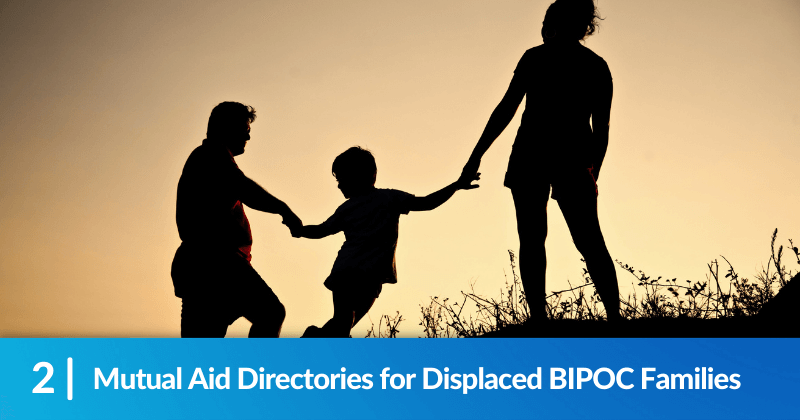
[33,362,54,394]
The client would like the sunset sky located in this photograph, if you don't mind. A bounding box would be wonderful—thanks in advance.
[1,0,798,337]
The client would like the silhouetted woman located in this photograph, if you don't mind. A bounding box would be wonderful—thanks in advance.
[461,0,621,322]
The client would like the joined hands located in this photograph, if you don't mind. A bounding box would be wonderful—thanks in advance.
[282,212,303,238]
[457,157,481,190]
[455,171,481,190]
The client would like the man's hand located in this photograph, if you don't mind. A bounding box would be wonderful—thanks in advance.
[281,212,303,238]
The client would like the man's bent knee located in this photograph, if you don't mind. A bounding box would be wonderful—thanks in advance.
[274,301,286,323]
[242,298,285,327]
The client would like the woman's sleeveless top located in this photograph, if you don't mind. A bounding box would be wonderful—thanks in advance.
[505,42,612,187]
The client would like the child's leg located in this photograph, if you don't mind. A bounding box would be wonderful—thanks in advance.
[320,293,357,338]
[320,285,379,337]
[352,284,381,327]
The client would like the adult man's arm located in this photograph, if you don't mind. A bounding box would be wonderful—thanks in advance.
[238,175,302,229]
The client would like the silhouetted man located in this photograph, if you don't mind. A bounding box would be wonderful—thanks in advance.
[171,101,301,337]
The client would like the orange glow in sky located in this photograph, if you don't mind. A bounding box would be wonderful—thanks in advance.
[0,0,798,337]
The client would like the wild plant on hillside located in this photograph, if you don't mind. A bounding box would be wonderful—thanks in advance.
[418,229,799,338]
[364,312,403,338]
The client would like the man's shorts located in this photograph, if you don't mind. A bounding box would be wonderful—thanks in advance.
[172,244,281,327]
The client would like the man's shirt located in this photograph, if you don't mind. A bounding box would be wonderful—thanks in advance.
[175,138,253,262]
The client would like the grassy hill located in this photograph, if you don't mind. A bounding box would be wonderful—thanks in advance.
[408,230,799,338]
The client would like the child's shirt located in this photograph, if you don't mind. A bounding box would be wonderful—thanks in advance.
[319,188,415,288]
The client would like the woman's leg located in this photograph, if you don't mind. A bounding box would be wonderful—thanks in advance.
[556,172,621,321]
[511,186,550,322]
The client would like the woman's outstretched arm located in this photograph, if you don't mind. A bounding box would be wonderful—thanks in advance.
[461,75,526,180]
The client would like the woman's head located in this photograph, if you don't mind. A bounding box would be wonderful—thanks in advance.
[541,0,601,43]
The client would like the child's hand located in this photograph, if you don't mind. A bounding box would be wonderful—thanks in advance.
[455,172,480,190]
[285,223,303,238]
[288,225,303,238]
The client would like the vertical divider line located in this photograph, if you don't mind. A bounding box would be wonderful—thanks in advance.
[67,357,73,401]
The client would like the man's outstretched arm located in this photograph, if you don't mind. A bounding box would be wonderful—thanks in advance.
[238,176,302,228]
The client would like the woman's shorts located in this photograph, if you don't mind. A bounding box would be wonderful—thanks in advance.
[505,166,597,202]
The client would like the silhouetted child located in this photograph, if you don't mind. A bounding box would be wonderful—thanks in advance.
[295,146,478,337]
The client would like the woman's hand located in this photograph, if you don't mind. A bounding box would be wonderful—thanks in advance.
[460,158,481,184]
[455,171,481,190]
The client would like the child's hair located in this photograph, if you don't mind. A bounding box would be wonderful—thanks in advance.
[332,146,377,183]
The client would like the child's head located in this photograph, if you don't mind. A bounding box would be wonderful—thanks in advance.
[332,146,377,198]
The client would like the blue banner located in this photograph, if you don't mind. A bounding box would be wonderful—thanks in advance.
[0,338,796,419]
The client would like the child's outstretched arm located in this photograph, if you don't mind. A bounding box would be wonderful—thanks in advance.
[407,173,480,212]
[292,208,345,238]
[295,223,339,239]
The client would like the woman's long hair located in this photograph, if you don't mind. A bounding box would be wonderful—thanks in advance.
[541,0,602,42]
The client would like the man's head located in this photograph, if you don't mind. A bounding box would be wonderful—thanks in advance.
[332,146,377,198]
[206,101,257,156]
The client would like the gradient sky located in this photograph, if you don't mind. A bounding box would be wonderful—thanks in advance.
[1,0,798,337]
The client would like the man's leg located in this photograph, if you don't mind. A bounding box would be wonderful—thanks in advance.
[238,264,286,338]
[511,185,550,322]
[174,246,232,337]
[557,171,621,321]
[180,298,230,338]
